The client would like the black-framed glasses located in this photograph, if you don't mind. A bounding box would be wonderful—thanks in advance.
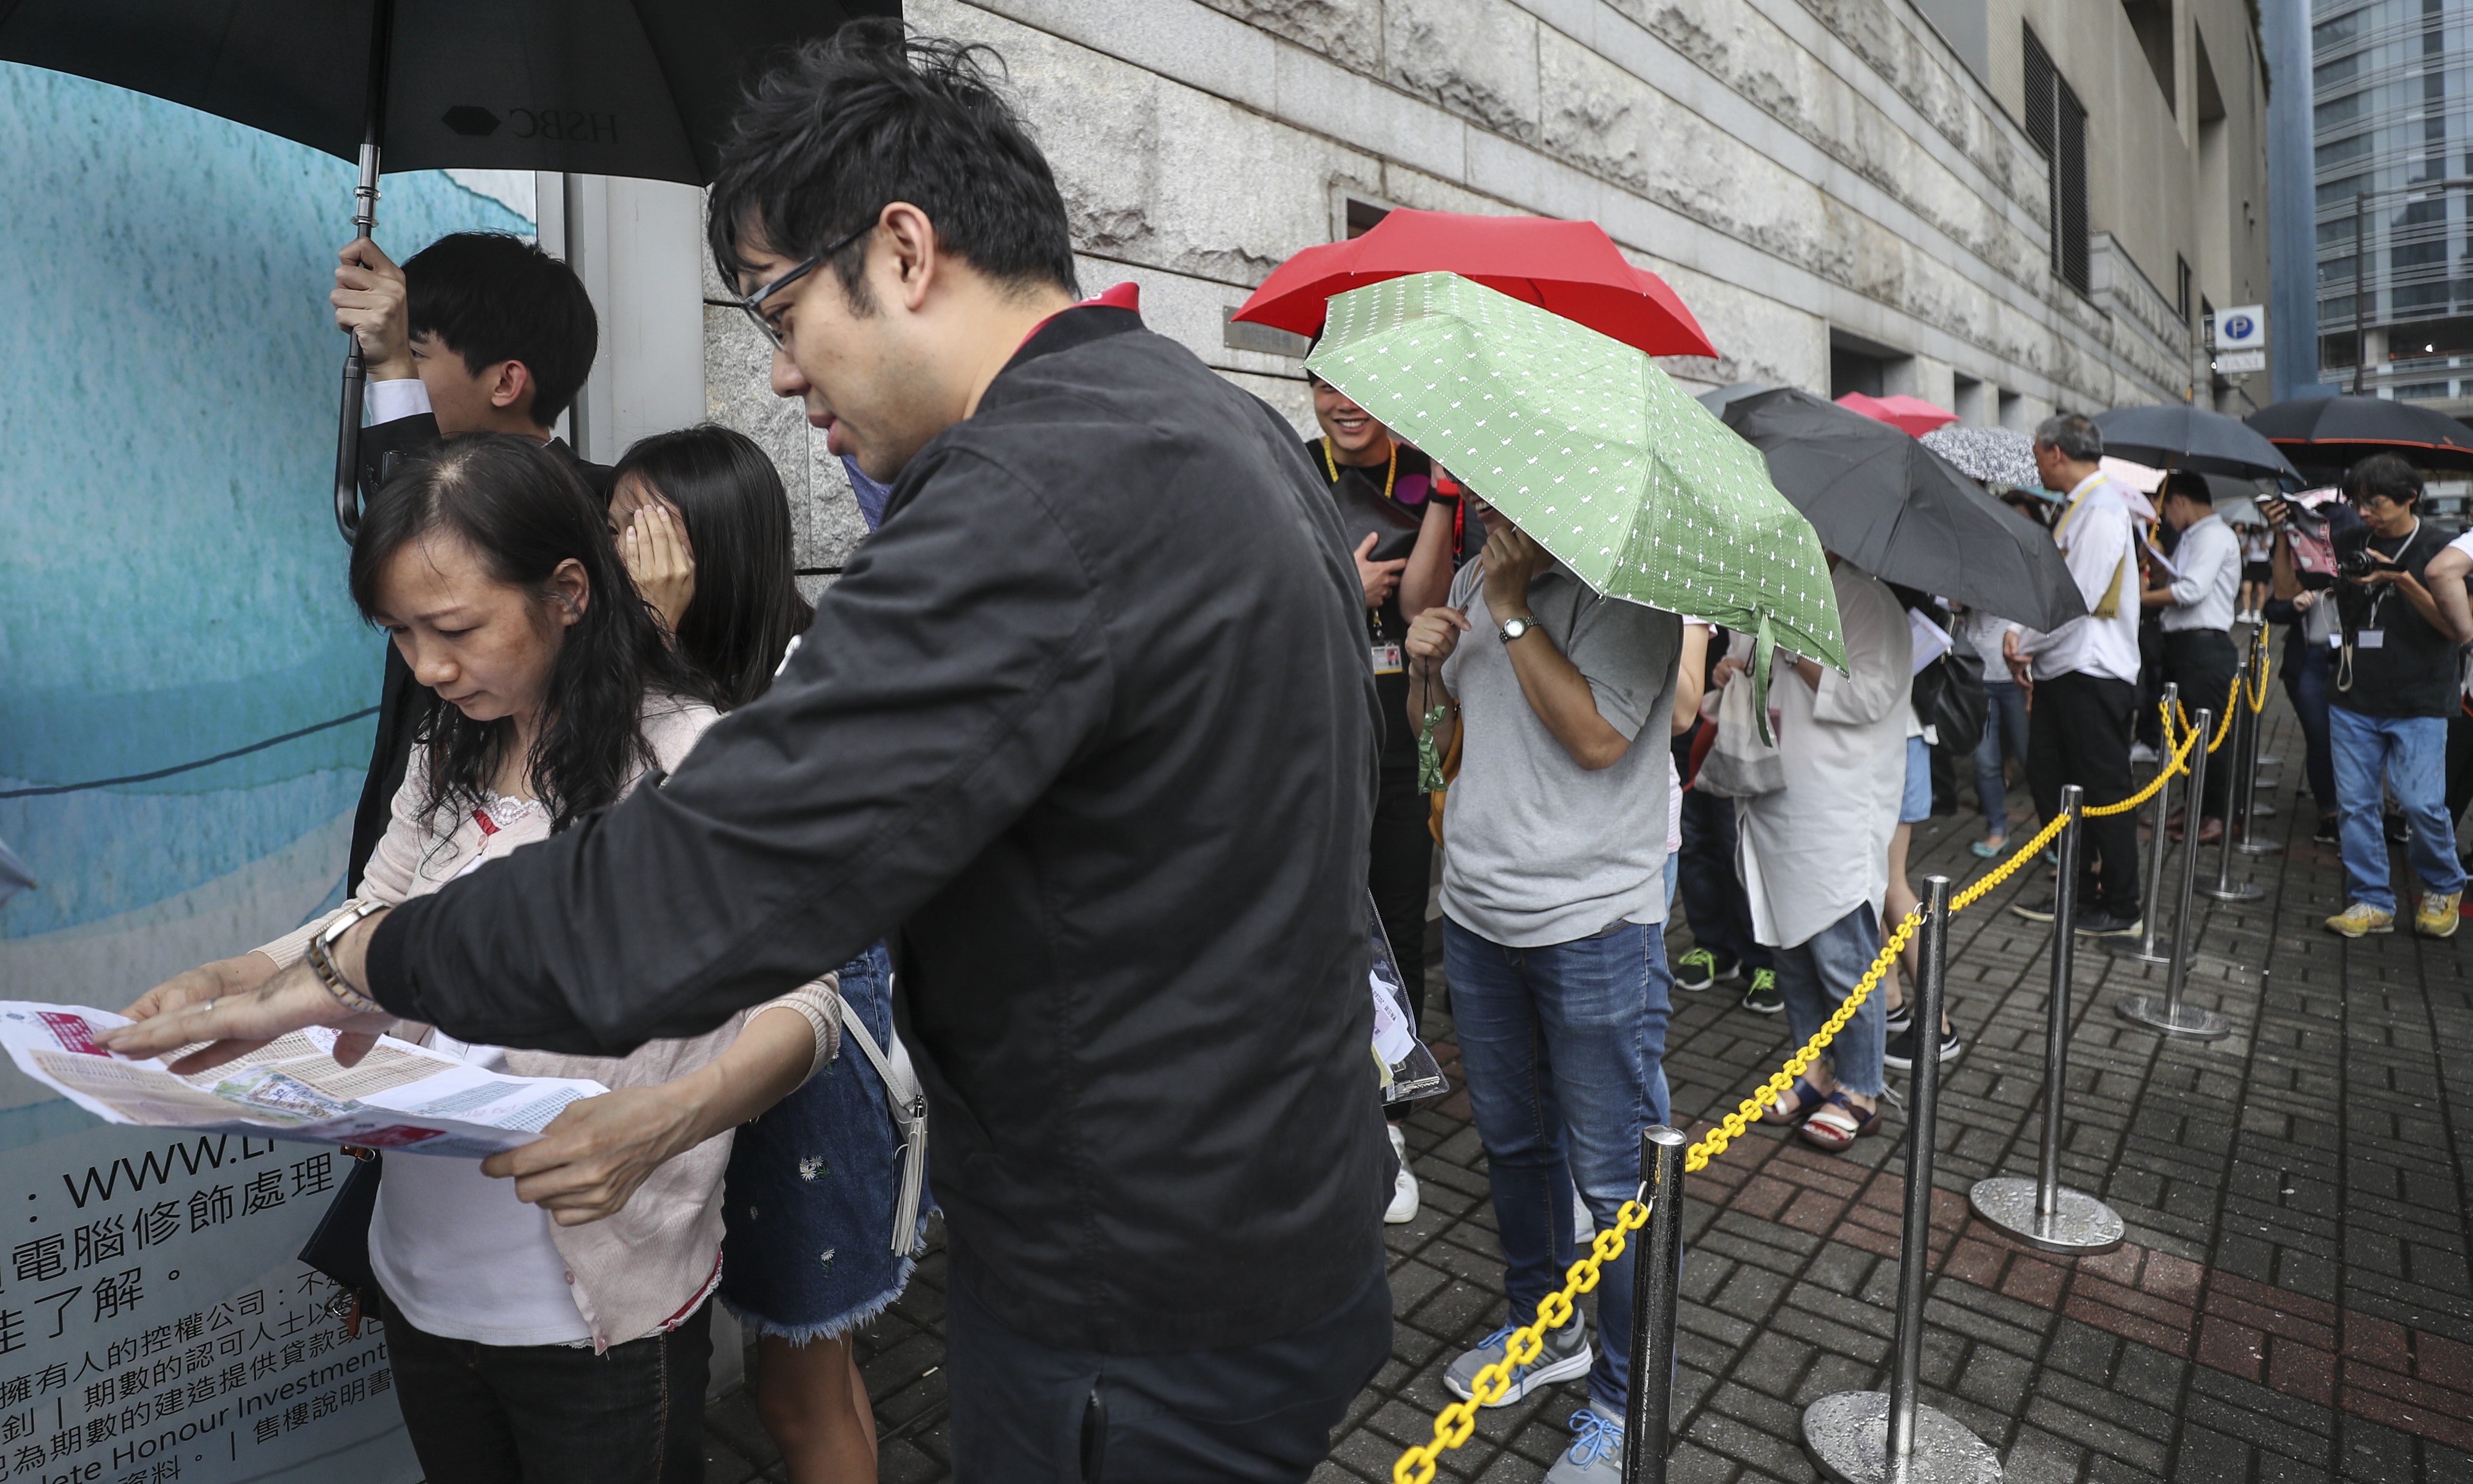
[736,214,878,349]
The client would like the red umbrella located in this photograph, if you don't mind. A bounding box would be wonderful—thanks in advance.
[1837,392,1957,437]
[1231,209,1717,359]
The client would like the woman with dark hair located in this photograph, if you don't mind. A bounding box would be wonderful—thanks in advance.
[609,424,912,1484]
[610,425,815,709]
[120,434,843,1484]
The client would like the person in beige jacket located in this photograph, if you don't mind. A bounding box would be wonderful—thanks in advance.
[122,436,837,1484]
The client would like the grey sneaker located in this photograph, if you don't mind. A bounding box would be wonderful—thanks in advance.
[1442,1318,1592,1407]
[1544,1407,1625,1481]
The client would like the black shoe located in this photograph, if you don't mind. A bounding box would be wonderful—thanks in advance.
[2315,816,2340,845]
[1883,1022,1964,1071]
[2386,814,2412,845]
[1740,969,1783,1015]
[1883,1004,1913,1036]
[2074,907,2143,938]
[2011,895,2057,924]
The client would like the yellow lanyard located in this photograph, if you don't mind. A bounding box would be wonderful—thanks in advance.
[1321,436,1397,500]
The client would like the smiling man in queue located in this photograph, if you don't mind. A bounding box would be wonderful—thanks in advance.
[107,26,1392,1480]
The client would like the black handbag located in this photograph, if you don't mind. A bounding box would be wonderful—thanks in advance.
[1917,649,1989,755]
[1330,470,1423,564]
[296,1148,381,1333]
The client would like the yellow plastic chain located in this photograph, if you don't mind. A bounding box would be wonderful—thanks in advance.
[1394,680,2231,1483]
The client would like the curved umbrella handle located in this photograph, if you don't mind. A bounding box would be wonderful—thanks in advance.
[334,337,367,543]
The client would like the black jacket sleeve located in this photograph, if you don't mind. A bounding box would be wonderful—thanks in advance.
[365,445,1115,1054]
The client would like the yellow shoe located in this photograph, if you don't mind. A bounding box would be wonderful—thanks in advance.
[2416,891,2462,938]
[2325,903,2395,938]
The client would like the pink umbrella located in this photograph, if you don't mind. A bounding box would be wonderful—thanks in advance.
[1835,392,1958,437]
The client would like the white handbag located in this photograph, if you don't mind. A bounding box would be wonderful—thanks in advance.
[1693,675,1785,799]
[831,989,928,1256]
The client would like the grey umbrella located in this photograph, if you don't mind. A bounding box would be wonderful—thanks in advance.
[1721,389,2089,631]
[2094,403,2301,482]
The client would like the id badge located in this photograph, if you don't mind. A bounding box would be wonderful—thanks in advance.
[2357,629,2386,650]
[1372,642,1405,676]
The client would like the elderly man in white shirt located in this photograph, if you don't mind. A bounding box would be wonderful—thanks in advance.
[2144,471,2243,840]
[2002,414,2147,937]
[1730,555,1912,1154]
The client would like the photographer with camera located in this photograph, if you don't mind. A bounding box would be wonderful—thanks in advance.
[2306,455,2472,938]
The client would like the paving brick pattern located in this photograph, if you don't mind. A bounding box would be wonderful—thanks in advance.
[702,690,2473,1482]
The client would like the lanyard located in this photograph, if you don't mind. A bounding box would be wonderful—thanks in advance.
[1321,436,1397,500]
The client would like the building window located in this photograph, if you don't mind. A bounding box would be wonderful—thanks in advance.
[2177,255,2193,326]
[2023,27,2091,295]
[2390,382,2452,400]
[1345,198,1389,239]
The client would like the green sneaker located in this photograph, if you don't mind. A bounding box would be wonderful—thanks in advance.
[1741,968,1782,1015]
[1673,946,1728,993]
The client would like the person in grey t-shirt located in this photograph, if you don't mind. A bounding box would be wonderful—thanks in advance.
[1404,501,1680,1480]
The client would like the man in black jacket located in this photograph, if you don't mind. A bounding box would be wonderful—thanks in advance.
[118,28,1393,1479]
[330,231,603,888]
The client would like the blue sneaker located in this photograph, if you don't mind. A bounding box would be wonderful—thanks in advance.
[1441,1319,1591,1407]
[1545,1407,1625,1481]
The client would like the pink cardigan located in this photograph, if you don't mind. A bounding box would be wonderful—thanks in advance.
[258,698,839,1351]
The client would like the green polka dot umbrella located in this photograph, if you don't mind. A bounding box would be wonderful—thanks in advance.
[1307,272,1845,711]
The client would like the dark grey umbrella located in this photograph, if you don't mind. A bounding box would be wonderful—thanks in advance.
[1721,389,2088,631]
[0,0,898,539]
[2093,403,2300,482]
[2246,393,2473,473]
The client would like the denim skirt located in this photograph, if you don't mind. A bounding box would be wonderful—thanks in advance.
[718,943,921,1342]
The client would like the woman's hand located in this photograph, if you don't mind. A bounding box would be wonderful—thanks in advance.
[100,958,388,1072]
[1354,533,1406,610]
[481,1084,708,1227]
[1404,606,1471,665]
[617,496,696,634]
[2291,589,2317,613]
[1711,654,1747,687]
[122,955,274,1024]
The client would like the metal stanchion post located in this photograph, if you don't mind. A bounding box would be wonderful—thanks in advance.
[1804,879,2003,1484]
[2202,673,2264,901]
[2118,709,2232,1040]
[1623,1127,1689,1484]
[2112,683,2179,966]
[2235,672,2283,855]
[1972,786,2125,1254]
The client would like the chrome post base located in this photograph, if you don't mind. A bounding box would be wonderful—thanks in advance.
[2115,993,2230,1040]
[2198,879,2264,902]
[2104,936,2174,965]
[1804,1394,2002,1484]
[1968,1177,2125,1255]
[2234,838,2283,857]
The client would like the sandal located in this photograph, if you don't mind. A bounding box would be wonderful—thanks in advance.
[1757,1076,1827,1126]
[1797,1091,1880,1152]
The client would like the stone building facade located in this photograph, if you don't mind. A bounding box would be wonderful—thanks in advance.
[703,0,2274,575]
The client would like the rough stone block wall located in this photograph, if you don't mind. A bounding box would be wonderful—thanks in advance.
[702,0,2232,567]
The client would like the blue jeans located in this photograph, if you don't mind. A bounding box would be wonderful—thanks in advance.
[2284,641,2336,817]
[1972,680,2030,826]
[1676,788,1770,972]
[1444,916,1671,1412]
[2329,707,2466,912]
[1771,903,1887,1098]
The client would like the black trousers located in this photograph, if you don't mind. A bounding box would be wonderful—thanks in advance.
[944,1257,1392,1483]
[380,1290,710,1484]
[2027,672,2141,916]
[2160,629,2239,821]
[1368,768,1434,1039]
[2448,705,2473,824]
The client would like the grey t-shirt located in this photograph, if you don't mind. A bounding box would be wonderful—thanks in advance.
[1437,560,1682,948]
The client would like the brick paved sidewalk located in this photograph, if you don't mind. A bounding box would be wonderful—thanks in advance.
[703,688,2473,1482]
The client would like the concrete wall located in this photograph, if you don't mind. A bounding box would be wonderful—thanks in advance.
[703,0,2275,566]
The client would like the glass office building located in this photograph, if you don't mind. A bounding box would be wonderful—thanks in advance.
[2315,0,2473,406]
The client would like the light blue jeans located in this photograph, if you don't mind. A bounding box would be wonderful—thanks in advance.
[1972,680,2031,827]
[1444,917,1671,1413]
[2329,706,2466,913]
[1770,903,1887,1098]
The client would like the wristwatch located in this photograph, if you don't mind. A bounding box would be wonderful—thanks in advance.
[1498,615,1538,643]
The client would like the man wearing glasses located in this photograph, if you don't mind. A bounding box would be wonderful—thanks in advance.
[2322,455,2471,938]
[112,25,1393,1480]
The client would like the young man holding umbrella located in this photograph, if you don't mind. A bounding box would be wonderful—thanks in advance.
[114,28,1393,1480]
[2003,414,2145,937]
[1405,497,1682,1483]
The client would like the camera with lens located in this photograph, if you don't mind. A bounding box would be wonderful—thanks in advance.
[2333,522,2376,581]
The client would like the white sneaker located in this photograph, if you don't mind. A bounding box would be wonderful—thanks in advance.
[2130,741,2159,765]
[1572,1186,1593,1240]
[1386,1124,1419,1224]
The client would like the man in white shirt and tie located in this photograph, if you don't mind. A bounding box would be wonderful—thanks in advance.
[2145,471,2243,842]
[2003,414,2145,937]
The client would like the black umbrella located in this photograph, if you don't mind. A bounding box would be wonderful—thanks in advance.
[1720,389,2088,631]
[2245,394,2473,472]
[2093,403,2300,482]
[0,0,897,539]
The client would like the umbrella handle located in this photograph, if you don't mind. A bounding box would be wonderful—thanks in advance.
[334,339,367,543]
